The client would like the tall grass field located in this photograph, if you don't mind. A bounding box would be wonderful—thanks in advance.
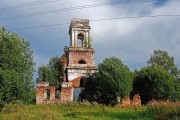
[0,102,179,120]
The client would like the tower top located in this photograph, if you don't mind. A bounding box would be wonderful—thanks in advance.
[68,18,91,48]
[69,19,90,30]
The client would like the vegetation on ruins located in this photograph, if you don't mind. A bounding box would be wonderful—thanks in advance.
[87,35,92,48]
[84,35,92,48]
[83,57,133,106]
[0,27,35,108]
[36,56,61,86]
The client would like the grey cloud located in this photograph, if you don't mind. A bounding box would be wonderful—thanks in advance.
[0,0,180,73]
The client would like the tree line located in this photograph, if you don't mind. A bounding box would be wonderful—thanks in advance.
[1,27,180,108]
[83,50,180,106]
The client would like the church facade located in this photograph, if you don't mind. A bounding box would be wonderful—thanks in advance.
[36,19,96,104]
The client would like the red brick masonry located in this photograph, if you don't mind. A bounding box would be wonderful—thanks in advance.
[36,82,56,104]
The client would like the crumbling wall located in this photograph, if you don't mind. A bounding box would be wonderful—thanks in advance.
[131,94,141,106]
[122,97,131,107]
[121,94,141,107]
[36,82,56,105]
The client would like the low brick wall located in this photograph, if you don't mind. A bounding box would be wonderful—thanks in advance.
[121,94,141,107]
[36,84,56,105]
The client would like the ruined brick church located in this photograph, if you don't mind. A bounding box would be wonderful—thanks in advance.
[36,19,96,104]
[36,19,141,106]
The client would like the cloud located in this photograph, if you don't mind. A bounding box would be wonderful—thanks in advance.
[0,0,180,74]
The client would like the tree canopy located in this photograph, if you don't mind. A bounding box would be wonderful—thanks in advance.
[133,66,175,104]
[0,27,35,107]
[148,49,180,81]
[83,57,132,106]
[36,56,61,86]
[147,50,180,101]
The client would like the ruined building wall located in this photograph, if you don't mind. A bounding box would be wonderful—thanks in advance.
[36,82,56,104]
[61,87,73,102]
[121,94,141,107]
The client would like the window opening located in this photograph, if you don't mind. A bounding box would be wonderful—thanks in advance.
[45,89,50,100]
[77,33,84,47]
[78,59,86,64]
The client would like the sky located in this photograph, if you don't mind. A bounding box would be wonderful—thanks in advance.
[0,0,180,79]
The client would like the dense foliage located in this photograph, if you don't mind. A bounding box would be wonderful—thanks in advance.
[133,66,175,104]
[147,50,180,101]
[83,57,132,106]
[36,56,61,86]
[0,27,35,107]
[148,49,180,81]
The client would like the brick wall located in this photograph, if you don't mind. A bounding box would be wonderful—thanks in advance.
[71,77,81,87]
[122,97,131,107]
[131,94,141,106]
[61,87,73,102]
[68,48,95,65]
[121,94,141,107]
[36,83,56,105]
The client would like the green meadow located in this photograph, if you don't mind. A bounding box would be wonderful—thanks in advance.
[0,102,179,120]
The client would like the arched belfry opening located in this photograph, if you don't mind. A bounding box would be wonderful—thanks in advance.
[77,33,84,40]
[77,33,84,47]
[78,59,86,64]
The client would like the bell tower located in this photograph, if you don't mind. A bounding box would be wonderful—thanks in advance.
[60,19,96,102]
[69,19,91,47]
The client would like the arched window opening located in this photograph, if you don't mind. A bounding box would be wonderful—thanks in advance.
[78,59,86,64]
[77,33,84,47]
[80,78,84,87]
[78,33,84,40]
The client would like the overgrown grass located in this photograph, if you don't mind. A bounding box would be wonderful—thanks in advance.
[146,102,180,120]
[0,101,179,120]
